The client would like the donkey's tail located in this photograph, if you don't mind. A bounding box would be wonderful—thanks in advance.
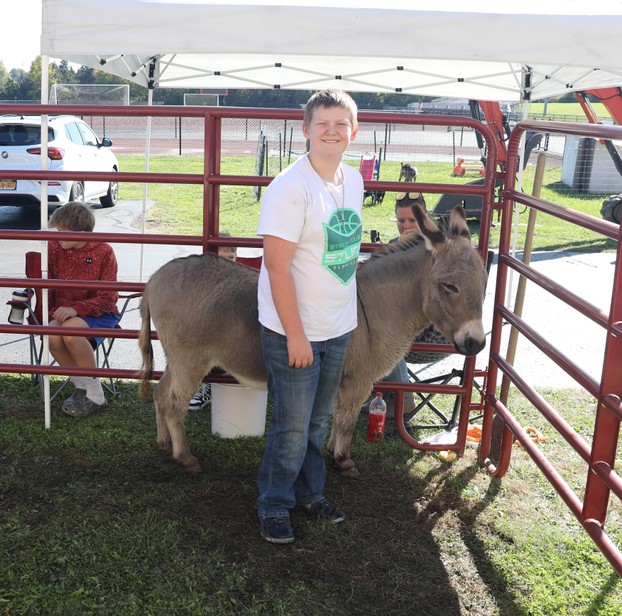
[138,289,154,400]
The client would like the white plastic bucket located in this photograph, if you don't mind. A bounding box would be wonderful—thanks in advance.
[210,383,268,438]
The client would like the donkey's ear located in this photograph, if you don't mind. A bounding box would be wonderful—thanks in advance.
[413,204,446,254]
[448,205,471,240]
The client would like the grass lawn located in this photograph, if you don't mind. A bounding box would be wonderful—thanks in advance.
[117,154,615,255]
[1,376,621,614]
[528,101,609,120]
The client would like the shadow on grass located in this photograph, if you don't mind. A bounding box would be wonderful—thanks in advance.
[528,237,617,254]
[544,181,600,199]
[1,382,511,615]
[1,376,609,615]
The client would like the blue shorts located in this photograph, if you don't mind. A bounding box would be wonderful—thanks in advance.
[83,312,122,348]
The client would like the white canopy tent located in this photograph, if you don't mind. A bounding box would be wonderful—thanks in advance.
[41,0,622,102]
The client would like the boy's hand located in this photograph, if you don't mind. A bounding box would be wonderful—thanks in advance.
[287,333,313,368]
[53,306,78,324]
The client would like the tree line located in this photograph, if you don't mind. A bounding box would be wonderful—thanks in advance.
[1,56,580,109]
[0,56,425,109]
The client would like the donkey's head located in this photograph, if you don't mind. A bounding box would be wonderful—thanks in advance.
[414,205,487,356]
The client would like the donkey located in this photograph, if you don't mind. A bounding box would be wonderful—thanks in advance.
[139,205,487,477]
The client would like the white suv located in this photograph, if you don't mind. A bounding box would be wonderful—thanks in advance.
[0,114,119,208]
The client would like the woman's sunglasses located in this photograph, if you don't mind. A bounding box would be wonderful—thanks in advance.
[396,192,423,201]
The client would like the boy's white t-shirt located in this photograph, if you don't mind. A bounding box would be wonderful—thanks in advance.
[257,154,363,341]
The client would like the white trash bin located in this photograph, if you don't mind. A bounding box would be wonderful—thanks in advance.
[210,383,268,438]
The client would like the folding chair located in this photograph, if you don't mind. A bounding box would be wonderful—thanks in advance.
[236,254,263,270]
[403,328,472,432]
[6,251,139,401]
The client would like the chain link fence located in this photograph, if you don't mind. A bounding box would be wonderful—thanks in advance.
[23,110,619,224]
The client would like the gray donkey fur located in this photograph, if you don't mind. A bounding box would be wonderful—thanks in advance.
[139,205,487,477]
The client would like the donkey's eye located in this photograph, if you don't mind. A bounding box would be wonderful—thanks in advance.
[441,282,459,294]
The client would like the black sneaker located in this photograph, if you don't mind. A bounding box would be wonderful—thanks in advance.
[300,499,346,523]
[188,382,211,410]
[259,516,294,544]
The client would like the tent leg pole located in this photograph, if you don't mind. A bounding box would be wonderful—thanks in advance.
[140,88,154,282]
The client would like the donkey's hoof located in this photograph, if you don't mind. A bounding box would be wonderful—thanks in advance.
[339,465,360,479]
[157,439,172,453]
[180,455,202,474]
[333,457,360,479]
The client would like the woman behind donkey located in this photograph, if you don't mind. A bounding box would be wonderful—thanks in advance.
[139,205,487,480]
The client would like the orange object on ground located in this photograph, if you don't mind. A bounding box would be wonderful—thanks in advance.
[466,424,482,443]
[513,426,548,446]
[452,158,485,177]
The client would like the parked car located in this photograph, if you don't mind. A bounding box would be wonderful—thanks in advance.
[0,114,119,208]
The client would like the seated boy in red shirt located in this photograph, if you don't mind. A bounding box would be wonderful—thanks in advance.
[47,202,121,417]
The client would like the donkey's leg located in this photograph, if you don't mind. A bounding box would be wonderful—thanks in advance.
[328,400,363,479]
[153,365,204,473]
[153,367,173,454]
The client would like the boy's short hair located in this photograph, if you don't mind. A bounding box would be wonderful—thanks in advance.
[304,89,358,130]
[49,201,96,232]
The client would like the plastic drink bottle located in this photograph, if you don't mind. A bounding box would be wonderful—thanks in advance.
[366,392,387,443]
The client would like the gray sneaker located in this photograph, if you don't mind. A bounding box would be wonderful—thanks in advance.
[62,394,108,418]
[61,388,86,413]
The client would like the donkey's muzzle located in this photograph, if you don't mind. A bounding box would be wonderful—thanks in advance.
[454,335,485,356]
[453,319,486,356]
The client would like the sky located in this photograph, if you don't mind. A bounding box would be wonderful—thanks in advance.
[2,0,42,71]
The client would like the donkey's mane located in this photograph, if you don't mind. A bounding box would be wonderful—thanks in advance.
[362,233,426,266]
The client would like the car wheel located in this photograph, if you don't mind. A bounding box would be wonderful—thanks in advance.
[100,178,118,208]
[69,182,84,203]
[601,194,622,224]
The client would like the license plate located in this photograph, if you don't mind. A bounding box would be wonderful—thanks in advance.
[0,180,16,190]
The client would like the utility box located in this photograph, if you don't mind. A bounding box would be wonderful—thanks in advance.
[561,136,622,194]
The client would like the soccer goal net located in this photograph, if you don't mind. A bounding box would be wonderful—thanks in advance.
[183,93,220,107]
[49,84,130,106]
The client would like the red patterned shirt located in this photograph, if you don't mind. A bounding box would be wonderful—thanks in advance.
[48,241,120,318]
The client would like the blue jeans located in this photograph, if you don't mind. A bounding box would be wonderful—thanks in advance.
[257,325,352,519]
[385,357,408,383]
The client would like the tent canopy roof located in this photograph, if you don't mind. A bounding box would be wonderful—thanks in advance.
[41,0,622,101]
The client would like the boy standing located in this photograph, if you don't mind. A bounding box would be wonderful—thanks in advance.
[47,202,121,417]
[256,89,363,543]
